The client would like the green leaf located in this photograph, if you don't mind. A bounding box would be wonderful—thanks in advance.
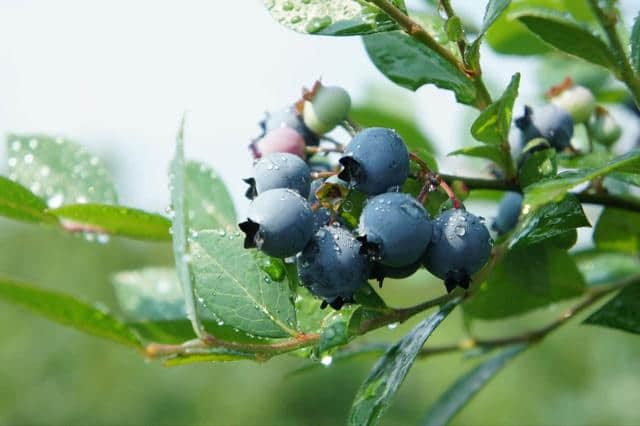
[0,277,141,349]
[485,1,551,55]
[363,32,477,105]
[6,134,118,207]
[169,121,202,335]
[471,73,520,144]
[631,12,640,72]
[511,8,617,70]
[448,145,505,167]
[509,194,590,249]
[421,343,527,426]
[480,0,512,34]
[113,267,269,344]
[184,161,237,231]
[0,176,59,225]
[573,250,640,287]
[163,349,259,366]
[524,150,640,211]
[50,204,171,241]
[584,284,640,335]
[190,230,298,338]
[594,208,640,254]
[263,0,406,36]
[464,244,585,319]
[348,299,460,426]
[518,147,557,188]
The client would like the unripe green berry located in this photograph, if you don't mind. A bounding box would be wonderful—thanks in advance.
[589,107,621,146]
[303,85,351,135]
[550,85,596,123]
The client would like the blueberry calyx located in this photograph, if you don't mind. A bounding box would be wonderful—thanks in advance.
[320,295,355,310]
[514,106,533,130]
[238,219,261,249]
[444,270,470,293]
[356,235,382,262]
[243,177,258,200]
[337,156,362,186]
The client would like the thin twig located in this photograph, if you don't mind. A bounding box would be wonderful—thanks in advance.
[438,174,640,213]
[417,279,636,358]
[588,0,640,107]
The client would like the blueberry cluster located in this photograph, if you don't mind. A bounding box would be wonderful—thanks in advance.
[239,83,493,310]
[515,79,621,152]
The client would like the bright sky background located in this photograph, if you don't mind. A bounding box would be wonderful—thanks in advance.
[0,1,637,218]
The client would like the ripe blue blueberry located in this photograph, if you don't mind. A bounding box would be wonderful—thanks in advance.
[312,207,332,233]
[515,105,574,150]
[261,107,319,147]
[357,192,432,267]
[423,209,492,292]
[492,191,523,235]
[338,127,409,195]
[245,152,311,199]
[239,188,313,258]
[308,178,325,203]
[297,225,371,310]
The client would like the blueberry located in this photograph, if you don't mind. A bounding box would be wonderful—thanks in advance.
[357,192,432,267]
[312,207,332,233]
[297,225,371,309]
[423,209,492,292]
[370,258,422,287]
[550,85,596,124]
[492,191,523,235]
[589,107,621,146]
[261,106,319,146]
[239,188,313,258]
[515,105,574,150]
[303,85,351,135]
[253,127,305,159]
[245,152,311,199]
[338,127,409,195]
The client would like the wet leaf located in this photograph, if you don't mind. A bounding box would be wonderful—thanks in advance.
[113,267,269,344]
[348,299,460,426]
[0,176,58,225]
[6,134,117,207]
[509,194,590,249]
[50,204,171,241]
[190,230,298,338]
[471,73,520,144]
[363,31,477,105]
[584,284,640,335]
[264,0,406,36]
[184,161,236,231]
[464,243,585,319]
[523,150,640,210]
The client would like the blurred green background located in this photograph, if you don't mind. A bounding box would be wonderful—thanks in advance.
[1,218,639,426]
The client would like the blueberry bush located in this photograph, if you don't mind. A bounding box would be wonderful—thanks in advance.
[2,1,640,425]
